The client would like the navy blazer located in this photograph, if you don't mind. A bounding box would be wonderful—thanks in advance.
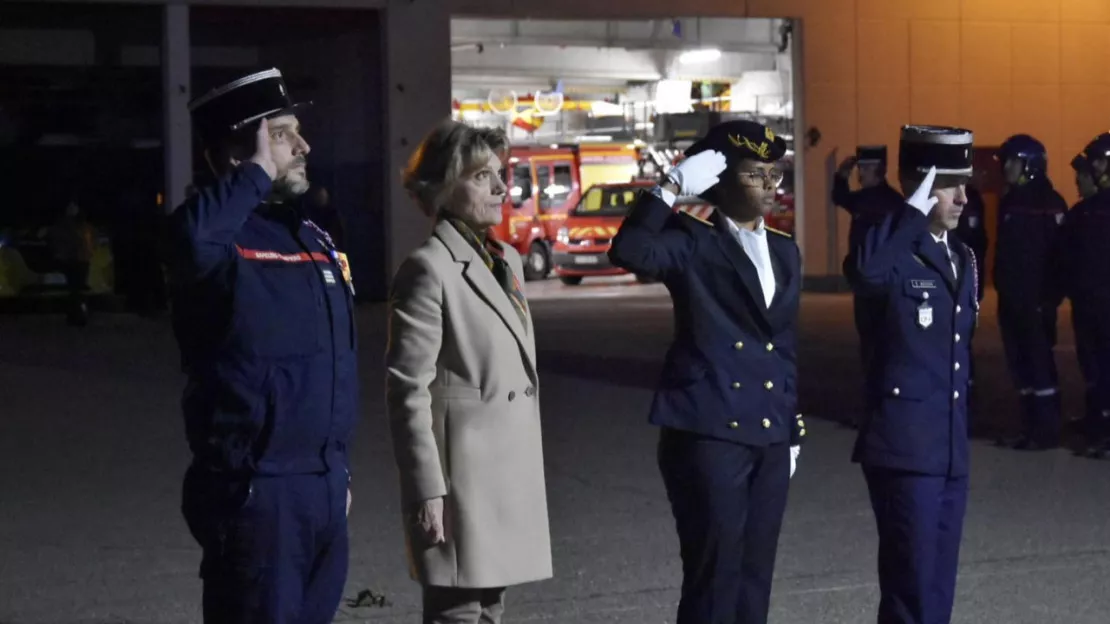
[845,204,978,477]
[609,189,805,447]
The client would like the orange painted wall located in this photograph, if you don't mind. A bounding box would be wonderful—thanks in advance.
[744,0,1110,276]
[453,0,1110,277]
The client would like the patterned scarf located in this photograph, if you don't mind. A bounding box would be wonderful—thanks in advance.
[446,217,529,331]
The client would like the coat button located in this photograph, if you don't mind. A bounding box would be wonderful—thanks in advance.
[762,418,771,428]
[956,305,962,314]
[734,341,744,350]
[797,419,806,428]
[728,421,739,429]
[764,380,774,390]
[796,413,803,420]
[524,387,536,397]
[800,428,807,437]
[508,391,516,401]
[953,391,960,400]
[765,343,774,352]
[731,382,742,389]
[893,387,901,396]
[954,362,961,371]
[955,333,961,343]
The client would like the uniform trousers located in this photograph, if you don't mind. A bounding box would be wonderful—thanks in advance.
[998,297,1061,442]
[182,465,350,624]
[658,427,791,624]
[863,468,969,624]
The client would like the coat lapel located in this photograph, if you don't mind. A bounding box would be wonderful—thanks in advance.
[434,221,537,380]
[712,215,771,327]
[912,232,957,292]
[766,235,798,322]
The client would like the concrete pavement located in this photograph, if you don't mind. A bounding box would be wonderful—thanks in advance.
[1,277,1107,623]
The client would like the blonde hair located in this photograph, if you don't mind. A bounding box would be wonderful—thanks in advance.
[402,119,509,217]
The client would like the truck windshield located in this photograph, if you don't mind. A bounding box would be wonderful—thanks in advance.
[572,186,641,216]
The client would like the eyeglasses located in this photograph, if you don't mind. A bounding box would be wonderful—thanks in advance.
[737,169,785,188]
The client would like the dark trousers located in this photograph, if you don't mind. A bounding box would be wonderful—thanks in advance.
[658,428,791,624]
[182,466,349,624]
[1072,304,1110,444]
[863,468,969,624]
[998,297,1060,441]
[422,586,506,624]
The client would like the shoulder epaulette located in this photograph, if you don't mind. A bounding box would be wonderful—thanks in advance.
[677,204,716,226]
[766,226,792,238]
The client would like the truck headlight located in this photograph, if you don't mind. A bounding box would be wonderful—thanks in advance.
[556,227,569,245]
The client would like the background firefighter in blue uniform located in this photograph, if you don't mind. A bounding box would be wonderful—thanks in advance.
[834,146,906,383]
[608,120,805,624]
[845,125,980,624]
[166,69,359,622]
[991,134,1067,450]
[1055,134,1110,459]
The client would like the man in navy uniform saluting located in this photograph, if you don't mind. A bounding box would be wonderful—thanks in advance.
[845,125,980,624]
[167,69,359,623]
[609,120,805,624]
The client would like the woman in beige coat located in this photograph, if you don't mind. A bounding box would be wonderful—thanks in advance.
[385,120,553,623]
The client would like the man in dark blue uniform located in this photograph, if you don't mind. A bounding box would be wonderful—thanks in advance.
[845,125,980,624]
[166,69,359,622]
[952,174,988,426]
[834,146,906,376]
[609,120,805,624]
[1056,134,1110,459]
[991,135,1067,450]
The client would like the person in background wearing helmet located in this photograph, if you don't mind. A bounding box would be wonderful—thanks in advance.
[834,146,906,389]
[1055,134,1110,459]
[166,69,359,622]
[992,135,1067,451]
[609,120,806,624]
[844,125,980,624]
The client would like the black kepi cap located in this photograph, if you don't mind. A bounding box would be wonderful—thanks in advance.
[188,68,311,143]
[856,145,887,165]
[898,125,973,178]
[684,119,788,168]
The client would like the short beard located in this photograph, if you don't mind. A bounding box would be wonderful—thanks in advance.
[271,173,310,201]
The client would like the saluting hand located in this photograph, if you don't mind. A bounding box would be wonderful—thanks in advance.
[248,118,278,181]
[906,166,939,216]
[666,150,728,197]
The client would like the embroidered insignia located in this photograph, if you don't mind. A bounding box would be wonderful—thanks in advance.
[765,226,792,238]
[677,204,716,225]
[917,300,934,329]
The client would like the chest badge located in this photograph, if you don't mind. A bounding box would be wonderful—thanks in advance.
[917,299,934,329]
[336,252,355,296]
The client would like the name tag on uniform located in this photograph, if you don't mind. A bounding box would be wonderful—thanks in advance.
[917,300,933,329]
[322,268,337,285]
[910,279,937,289]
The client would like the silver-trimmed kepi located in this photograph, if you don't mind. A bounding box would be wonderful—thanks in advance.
[898,125,974,177]
[188,68,312,142]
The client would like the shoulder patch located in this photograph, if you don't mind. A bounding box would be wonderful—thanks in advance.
[765,226,792,238]
[677,204,716,226]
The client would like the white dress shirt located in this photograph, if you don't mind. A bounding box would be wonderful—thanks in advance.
[727,217,776,307]
[931,230,957,279]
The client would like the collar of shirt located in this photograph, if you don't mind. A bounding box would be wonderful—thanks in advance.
[930,230,948,245]
[726,216,766,239]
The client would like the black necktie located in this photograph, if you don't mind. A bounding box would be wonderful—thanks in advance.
[938,240,957,279]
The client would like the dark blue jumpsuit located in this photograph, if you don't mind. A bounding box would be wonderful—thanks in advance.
[845,203,979,624]
[166,163,359,623]
[993,181,1066,445]
[1056,187,1110,453]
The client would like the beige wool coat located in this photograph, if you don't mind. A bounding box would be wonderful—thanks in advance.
[385,219,553,589]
